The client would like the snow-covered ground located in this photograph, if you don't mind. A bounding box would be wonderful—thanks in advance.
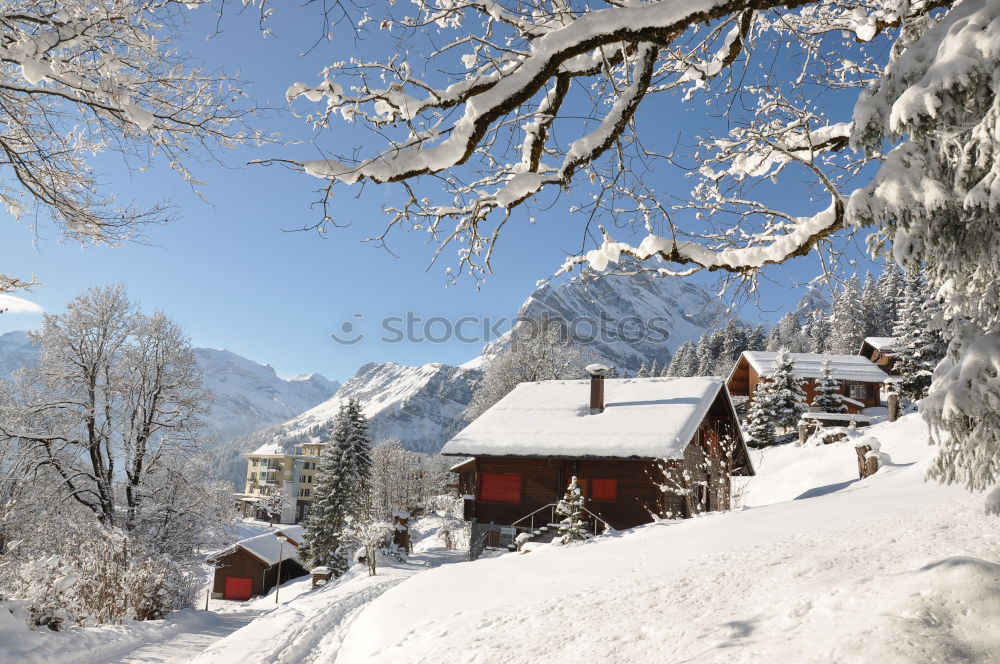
[7,413,998,663]
[329,414,998,663]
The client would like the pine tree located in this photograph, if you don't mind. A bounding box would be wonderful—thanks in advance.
[892,271,945,401]
[300,398,372,575]
[746,325,767,352]
[766,348,809,430]
[860,272,881,339]
[716,319,744,376]
[776,312,808,353]
[876,265,904,336]
[649,359,661,377]
[555,477,591,544]
[636,362,649,378]
[665,342,697,377]
[694,335,714,376]
[811,358,845,413]
[765,325,783,352]
[746,379,778,447]
[807,310,832,354]
[831,275,865,354]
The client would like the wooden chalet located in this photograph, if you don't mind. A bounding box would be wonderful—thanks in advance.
[727,351,888,414]
[859,337,900,375]
[208,526,307,601]
[442,368,754,551]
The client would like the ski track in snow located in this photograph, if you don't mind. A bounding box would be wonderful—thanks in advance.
[95,611,260,664]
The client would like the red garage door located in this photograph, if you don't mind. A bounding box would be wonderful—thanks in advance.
[224,576,253,601]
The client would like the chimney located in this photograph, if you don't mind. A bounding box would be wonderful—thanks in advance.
[586,363,611,414]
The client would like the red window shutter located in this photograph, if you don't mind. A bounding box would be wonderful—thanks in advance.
[480,473,521,503]
[591,478,617,501]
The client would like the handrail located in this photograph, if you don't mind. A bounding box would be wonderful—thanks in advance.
[510,502,615,535]
[510,503,558,529]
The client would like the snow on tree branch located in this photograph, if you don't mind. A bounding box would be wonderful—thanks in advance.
[269,0,954,280]
[0,0,259,289]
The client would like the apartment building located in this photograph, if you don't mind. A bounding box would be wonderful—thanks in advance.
[235,440,326,524]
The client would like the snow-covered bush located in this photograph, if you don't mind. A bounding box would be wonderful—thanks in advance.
[7,522,198,630]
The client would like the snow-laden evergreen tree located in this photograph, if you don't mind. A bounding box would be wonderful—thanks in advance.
[555,477,591,544]
[636,362,649,378]
[891,271,945,402]
[745,380,779,448]
[764,325,782,353]
[831,275,865,355]
[695,335,714,376]
[300,398,372,575]
[766,349,810,430]
[649,359,661,378]
[860,272,881,339]
[811,359,845,413]
[665,342,697,377]
[715,319,745,376]
[746,325,768,353]
[807,310,832,354]
[876,265,904,337]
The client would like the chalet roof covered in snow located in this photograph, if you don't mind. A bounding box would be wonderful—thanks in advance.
[863,336,899,351]
[740,352,889,383]
[210,526,304,566]
[441,377,729,459]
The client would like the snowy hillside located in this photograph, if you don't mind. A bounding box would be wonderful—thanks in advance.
[0,331,36,379]
[482,268,730,373]
[244,271,733,461]
[194,348,339,442]
[196,413,998,663]
[0,332,339,443]
[246,361,481,456]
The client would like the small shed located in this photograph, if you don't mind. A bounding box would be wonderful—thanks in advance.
[859,337,900,375]
[208,526,307,600]
[727,351,888,413]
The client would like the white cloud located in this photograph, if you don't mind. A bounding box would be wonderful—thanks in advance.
[0,294,43,315]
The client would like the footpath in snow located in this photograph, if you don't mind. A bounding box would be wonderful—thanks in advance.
[191,545,467,664]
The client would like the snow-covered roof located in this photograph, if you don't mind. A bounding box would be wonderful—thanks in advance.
[275,525,305,544]
[212,528,303,567]
[741,352,888,383]
[246,442,286,457]
[441,377,728,459]
[863,336,899,351]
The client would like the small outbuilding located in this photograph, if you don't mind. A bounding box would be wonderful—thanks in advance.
[208,526,307,601]
[442,371,754,551]
[727,351,889,413]
[859,337,900,375]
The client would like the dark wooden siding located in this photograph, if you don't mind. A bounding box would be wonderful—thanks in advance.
[212,549,269,597]
[740,363,882,413]
[212,548,307,598]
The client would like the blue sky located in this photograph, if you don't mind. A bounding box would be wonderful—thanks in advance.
[0,5,884,381]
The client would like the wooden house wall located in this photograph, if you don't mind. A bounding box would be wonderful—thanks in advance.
[212,548,307,598]
[212,549,268,597]
[468,397,741,530]
[735,361,882,413]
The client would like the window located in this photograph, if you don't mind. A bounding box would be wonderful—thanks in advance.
[849,383,869,400]
[591,478,618,501]
[252,458,259,467]
[298,488,311,498]
[305,474,313,483]
[479,473,521,503]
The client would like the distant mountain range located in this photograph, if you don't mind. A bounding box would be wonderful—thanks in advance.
[231,269,734,485]
[0,331,341,444]
[0,269,737,488]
